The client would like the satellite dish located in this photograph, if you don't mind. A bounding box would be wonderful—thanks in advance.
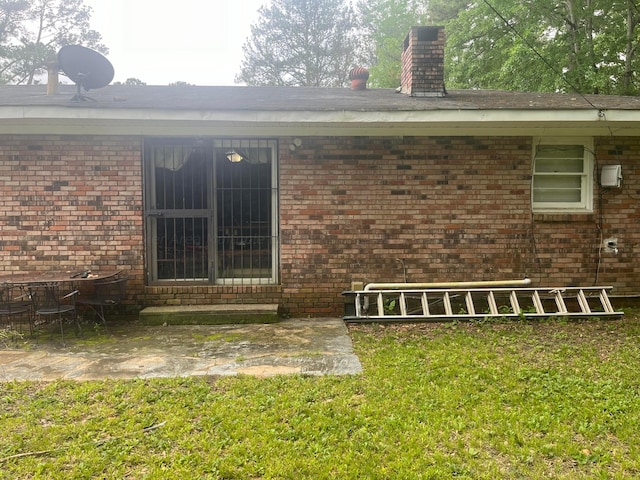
[57,45,114,101]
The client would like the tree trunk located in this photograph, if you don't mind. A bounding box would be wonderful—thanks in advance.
[623,0,639,95]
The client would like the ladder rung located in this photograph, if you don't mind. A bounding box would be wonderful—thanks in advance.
[577,289,591,314]
[599,288,614,313]
[487,291,498,315]
[377,293,385,316]
[443,292,452,316]
[532,291,545,314]
[552,289,568,313]
[510,290,520,314]
[355,293,362,316]
[421,292,430,316]
[399,292,408,316]
[465,292,475,315]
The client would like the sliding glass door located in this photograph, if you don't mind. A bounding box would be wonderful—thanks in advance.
[144,138,278,284]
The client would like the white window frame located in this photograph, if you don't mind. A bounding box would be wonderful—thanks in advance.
[532,137,593,213]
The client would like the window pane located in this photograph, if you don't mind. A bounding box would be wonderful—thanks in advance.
[215,140,274,280]
[535,157,584,173]
[535,145,583,159]
[533,175,582,203]
[154,144,208,210]
[533,175,582,189]
[533,189,582,202]
[156,217,208,280]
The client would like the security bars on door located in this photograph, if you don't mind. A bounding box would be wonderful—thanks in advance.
[145,139,278,284]
[214,139,277,283]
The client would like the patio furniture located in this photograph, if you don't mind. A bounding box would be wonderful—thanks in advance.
[77,275,129,325]
[0,283,33,339]
[0,270,122,286]
[32,283,80,344]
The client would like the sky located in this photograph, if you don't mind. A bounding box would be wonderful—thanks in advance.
[83,0,266,86]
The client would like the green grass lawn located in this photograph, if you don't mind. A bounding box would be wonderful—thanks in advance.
[2,314,640,479]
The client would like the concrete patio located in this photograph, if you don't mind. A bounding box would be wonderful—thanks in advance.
[0,318,362,381]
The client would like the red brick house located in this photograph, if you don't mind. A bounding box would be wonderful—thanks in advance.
[1,26,639,317]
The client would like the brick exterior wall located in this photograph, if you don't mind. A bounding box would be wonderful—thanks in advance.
[279,136,640,315]
[0,135,144,312]
[1,134,638,317]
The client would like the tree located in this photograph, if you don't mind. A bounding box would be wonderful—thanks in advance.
[113,78,147,86]
[359,0,426,88]
[444,0,640,95]
[359,0,640,95]
[236,0,368,87]
[358,0,465,87]
[0,0,106,85]
[443,0,556,92]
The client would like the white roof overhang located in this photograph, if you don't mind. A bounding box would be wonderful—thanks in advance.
[0,106,639,137]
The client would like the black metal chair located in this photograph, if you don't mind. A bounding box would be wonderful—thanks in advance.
[32,283,80,344]
[77,275,129,325]
[0,283,33,341]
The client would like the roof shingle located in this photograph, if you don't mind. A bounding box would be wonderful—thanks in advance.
[1,84,639,112]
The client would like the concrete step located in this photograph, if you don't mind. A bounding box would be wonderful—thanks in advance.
[139,304,279,326]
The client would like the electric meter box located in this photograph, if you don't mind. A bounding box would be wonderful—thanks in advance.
[601,165,622,188]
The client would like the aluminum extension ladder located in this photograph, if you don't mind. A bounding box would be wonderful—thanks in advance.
[343,286,624,322]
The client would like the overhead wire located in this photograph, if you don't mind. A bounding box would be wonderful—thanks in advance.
[481,0,603,112]
[481,0,621,286]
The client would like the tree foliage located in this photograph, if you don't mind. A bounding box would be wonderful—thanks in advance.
[113,78,147,86]
[359,0,640,95]
[358,0,464,87]
[0,0,105,85]
[443,0,640,95]
[236,0,368,87]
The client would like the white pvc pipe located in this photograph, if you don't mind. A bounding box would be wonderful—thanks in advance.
[363,278,531,291]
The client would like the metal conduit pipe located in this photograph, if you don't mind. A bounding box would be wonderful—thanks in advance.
[363,278,531,291]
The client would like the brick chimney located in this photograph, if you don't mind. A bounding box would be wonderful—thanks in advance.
[400,26,446,97]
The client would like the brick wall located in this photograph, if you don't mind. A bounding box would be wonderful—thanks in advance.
[142,284,283,308]
[2,134,638,318]
[279,136,640,315]
[0,135,145,310]
[579,137,640,291]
